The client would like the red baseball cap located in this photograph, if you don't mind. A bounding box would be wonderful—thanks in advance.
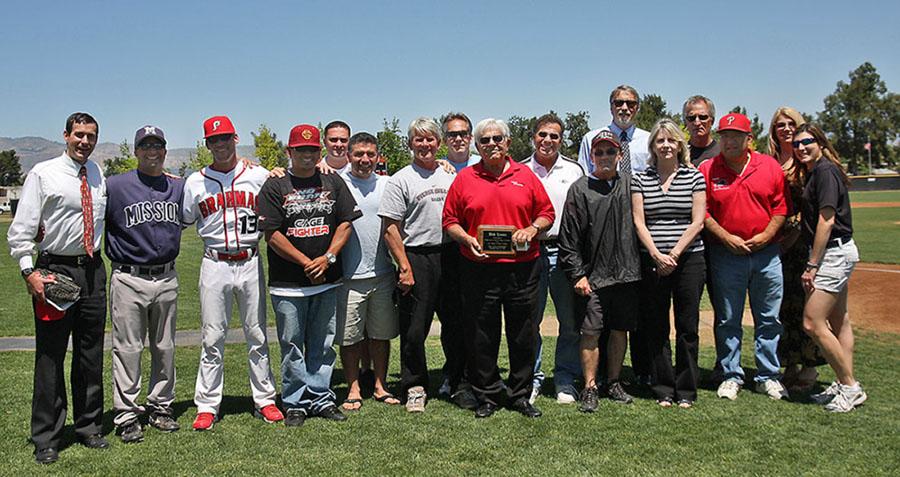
[591,129,621,150]
[717,113,752,133]
[203,115,236,138]
[288,124,321,148]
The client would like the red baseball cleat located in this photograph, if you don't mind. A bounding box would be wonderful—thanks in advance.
[192,412,216,431]
[255,404,284,423]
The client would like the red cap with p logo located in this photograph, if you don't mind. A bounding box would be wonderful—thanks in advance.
[203,115,236,138]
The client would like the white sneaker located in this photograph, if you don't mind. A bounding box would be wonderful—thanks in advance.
[406,386,426,413]
[825,383,868,413]
[756,380,789,401]
[810,382,841,404]
[556,391,577,404]
[528,384,541,405]
[717,380,741,400]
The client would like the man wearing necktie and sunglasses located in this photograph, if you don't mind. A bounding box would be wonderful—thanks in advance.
[8,112,109,464]
[577,85,653,387]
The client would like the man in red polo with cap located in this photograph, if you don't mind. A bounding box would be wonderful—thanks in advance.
[699,113,789,402]
[182,116,283,430]
[257,124,362,426]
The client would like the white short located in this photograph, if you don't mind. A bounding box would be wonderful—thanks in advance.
[814,239,859,293]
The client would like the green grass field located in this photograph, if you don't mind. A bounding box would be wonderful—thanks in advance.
[850,190,900,203]
[0,334,897,475]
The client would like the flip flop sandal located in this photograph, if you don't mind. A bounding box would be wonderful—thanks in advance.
[341,398,363,411]
[374,393,401,405]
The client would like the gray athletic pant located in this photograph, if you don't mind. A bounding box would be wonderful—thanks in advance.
[110,266,178,426]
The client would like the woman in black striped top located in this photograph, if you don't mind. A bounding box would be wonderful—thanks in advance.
[631,118,706,408]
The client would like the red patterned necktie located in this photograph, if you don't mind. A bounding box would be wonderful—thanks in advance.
[79,166,94,257]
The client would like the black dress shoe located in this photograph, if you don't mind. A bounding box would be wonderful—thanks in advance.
[474,402,497,418]
[34,447,58,464]
[316,406,347,422]
[79,434,110,449]
[510,399,542,418]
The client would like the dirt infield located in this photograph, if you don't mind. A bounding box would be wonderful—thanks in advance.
[848,262,900,333]
[852,202,900,208]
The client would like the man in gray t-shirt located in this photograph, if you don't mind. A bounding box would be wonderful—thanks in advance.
[378,117,457,413]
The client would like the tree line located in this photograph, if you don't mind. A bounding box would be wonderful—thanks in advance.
[0,62,895,184]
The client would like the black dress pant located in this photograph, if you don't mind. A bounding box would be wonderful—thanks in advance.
[31,255,107,449]
[398,245,457,396]
[439,245,468,391]
[638,251,705,402]
[460,259,541,406]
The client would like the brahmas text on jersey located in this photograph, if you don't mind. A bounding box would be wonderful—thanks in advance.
[182,162,270,251]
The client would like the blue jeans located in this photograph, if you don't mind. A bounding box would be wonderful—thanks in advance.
[272,290,338,413]
[709,244,783,384]
[532,243,580,396]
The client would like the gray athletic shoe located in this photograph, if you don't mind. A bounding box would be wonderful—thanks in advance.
[825,384,868,413]
[579,386,600,413]
[406,386,427,413]
[606,381,634,404]
[810,382,841,405]
[117,419,143,444]
[148,411,180,432]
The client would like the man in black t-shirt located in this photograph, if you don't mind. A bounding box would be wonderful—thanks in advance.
[257,124,362,426]
[684,95,721,167]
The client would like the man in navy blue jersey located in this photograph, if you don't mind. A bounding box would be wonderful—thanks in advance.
[106,125,185,443]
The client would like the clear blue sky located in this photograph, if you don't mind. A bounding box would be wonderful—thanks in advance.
[1,0,897,148]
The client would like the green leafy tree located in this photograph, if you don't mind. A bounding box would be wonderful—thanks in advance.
[817,62,900,173]
[252,124,287,170]
[103,141,138,177]
[634,94,672,130]
[507,115,538,162]
[562,111,590,159]
[179,141,213,176]
[378,118,411,175]
[0,149,23,186]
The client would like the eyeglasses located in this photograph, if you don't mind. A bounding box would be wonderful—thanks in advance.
[537,131,560,140]
[352,151,378,158]
[613,99,638,108]
[791,137,816,148]
[775,121,796,129]
[592,147,619,156]
[445,131,469,139]
[478,135,505,145]
[207,134,234,144]
[137,143,165,151]
[686,114,710,122]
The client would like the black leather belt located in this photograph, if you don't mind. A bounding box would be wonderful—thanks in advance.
[540,239,558,248]
[827,236,852,248]
[39,252,101,266]
[114,261,175,277]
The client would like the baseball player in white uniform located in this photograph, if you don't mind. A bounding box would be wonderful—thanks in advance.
[182,115,283,430]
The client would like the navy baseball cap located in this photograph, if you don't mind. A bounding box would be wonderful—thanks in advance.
[134,125,167,146]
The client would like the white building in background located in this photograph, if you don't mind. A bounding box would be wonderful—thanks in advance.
[0,186,22,213]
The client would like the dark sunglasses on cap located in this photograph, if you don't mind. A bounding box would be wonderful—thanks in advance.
[137,142,165,151]
[537,131,560,140]
[613,99,638,108]
[445,131,469,139]
[686,114,710,122]
[593,147,619,156]
[791,137,816,148]
[206,134,234,144]
[479,135,505,145]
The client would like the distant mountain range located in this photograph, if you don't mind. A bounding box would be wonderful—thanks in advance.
[0,136,258,174]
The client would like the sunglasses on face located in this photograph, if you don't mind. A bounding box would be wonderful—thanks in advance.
[537,131,560,140]
[445,131,469,139]
[207,134,234,144]
[613,99,638,108]
[686,114,710,122]
[479,135,505,145]
[792,137,816,148]
[352,151,378,158]
[328,137,349,143]
[593,147,619,157]
[137,142,165,151]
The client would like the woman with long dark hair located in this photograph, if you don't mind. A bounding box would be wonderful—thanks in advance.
[793,123,865,412]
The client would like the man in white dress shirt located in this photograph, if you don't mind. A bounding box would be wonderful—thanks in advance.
[8,112,109,464]
[578,84,651,175]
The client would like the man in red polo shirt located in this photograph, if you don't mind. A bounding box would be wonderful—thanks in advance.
[699,112,789,402]
[443,118,554,419]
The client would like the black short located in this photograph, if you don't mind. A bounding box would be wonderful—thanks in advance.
[579,282,639,335]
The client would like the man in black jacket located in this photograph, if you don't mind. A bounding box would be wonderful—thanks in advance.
[558,130,641,413]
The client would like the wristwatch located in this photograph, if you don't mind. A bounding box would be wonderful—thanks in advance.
[325,252,337,265]
[531,222,542,232]
[21,267,34,280]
